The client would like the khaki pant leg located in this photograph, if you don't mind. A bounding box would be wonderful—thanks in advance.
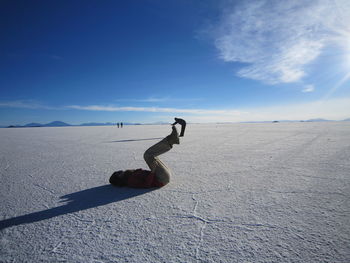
[143,138,172,184]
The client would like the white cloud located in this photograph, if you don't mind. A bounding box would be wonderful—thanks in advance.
[114,97,203,103]
[212,0,350,84]
[66,104,240,115]
[115,97,170,103]
[2,97,350,123]
[302,85,315,93]
[67,96,350,122]
[184,97,350,123]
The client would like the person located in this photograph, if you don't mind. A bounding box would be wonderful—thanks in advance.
[109,119,185,188]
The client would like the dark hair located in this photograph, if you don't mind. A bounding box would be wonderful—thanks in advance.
[109,169,136,186]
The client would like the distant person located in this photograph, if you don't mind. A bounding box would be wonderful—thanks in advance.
[109,118,186,188]
[117,123,120,128]
[120,122,123,128]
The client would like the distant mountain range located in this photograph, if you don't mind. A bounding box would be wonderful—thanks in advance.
[24,121,70,127]
[305,118,333,122]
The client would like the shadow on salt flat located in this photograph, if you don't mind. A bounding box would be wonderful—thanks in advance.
[0,185,154,230]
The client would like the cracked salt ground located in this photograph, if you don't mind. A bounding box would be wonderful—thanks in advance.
[1,123,350,262]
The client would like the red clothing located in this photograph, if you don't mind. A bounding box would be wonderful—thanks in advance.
[127,169,165,188]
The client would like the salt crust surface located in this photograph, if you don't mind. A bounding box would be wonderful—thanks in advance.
[1,123,349,262]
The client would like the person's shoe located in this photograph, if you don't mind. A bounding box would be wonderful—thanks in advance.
[166,125,180,146]
[173,117,186,137]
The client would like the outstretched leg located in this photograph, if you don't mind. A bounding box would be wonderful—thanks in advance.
[143,126,179,185]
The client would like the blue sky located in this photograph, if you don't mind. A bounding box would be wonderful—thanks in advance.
[1,0,350,125]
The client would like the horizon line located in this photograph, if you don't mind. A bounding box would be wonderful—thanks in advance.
[2,117,350,128]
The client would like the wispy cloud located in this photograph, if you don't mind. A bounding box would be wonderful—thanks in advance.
[212,0,350,84]
[2,98,350,122]
[66,104,240,115]
[115,97,203,103]
[184,97,350,123]
[66,96,350,122]
[302,84,315,93]
[0,100,57,110]
[115,97,169,103]
[0,99,241,116]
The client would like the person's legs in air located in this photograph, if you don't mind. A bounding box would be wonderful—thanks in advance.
[143,125,179,185]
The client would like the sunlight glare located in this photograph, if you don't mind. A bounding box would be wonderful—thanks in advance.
[341,30,350,71]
